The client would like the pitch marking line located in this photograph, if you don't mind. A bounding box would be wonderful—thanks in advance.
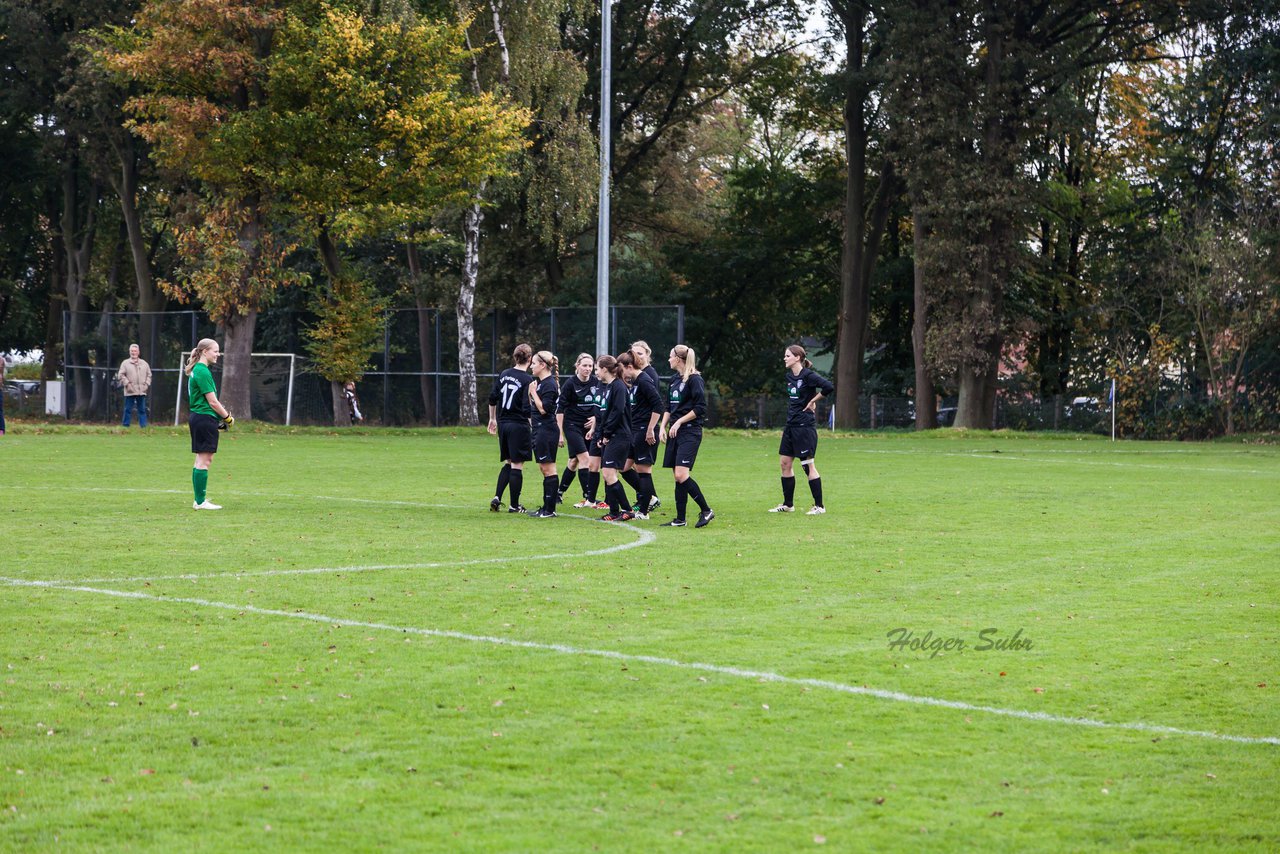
[0,485,655,583]
[3,577,1275,747]
[77,512,655,584]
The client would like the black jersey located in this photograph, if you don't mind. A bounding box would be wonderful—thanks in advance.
[488,367,533,423]
[785,367,835,427]
[556,374,599,427]
[642,364,661,389]
[530,375,559,429]
[628,371,663,434]
[597,377,632,441]
[667,373,707,428]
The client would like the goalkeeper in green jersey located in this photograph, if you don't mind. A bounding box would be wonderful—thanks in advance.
[184,338,234,510]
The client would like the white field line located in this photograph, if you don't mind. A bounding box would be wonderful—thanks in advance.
[3,575,1276,747]
[77,512,655,584]
[0,485,653,583]
[843,448,1277,477]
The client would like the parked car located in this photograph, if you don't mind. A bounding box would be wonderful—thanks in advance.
[4,379,41,398]
[936,406,958,427]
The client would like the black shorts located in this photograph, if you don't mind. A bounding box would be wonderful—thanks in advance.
[779,425,818,461]
[498,420,532,463]
[662,428,702,470]
[533,423,559,465]
[588,430,604,458]
[563,421,589,457]
[600,432,632,469]
[189,412,220,454]
[629,432,657,466]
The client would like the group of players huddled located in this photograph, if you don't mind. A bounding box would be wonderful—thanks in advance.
[487,341,834,527]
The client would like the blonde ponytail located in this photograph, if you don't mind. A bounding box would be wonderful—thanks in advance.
[534,350,560,387]
[184,338,218,375]
[671,344,698,381]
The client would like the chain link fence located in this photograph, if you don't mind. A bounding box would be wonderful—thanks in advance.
[31,308,1276,436]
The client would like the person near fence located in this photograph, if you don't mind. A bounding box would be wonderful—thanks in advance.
[343,381,364,422]
[658,345,714,528]
[556,353,598,508]
[487,343,534,513]
[594,354,634,522]
[185,338,233,510]
[771,344,834,515]
[626,340,662,514]
[117,343,152,428]
[619,351,662,519]
[527,350,562,518]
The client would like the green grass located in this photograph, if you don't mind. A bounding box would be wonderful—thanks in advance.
[1,425,1277,851]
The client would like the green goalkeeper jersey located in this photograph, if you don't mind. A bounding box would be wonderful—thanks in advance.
[188,362,217,416]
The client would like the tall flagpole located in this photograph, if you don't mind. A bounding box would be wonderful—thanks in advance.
[595,0,612,358]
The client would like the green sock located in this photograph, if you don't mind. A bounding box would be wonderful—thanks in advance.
[193,468,208,504]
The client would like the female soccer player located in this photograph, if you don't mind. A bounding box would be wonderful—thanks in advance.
[487,343,534,514]
[184,338,233,510]
[626,341,662,513]
[555,353,598,507]
[658,345,714,528]
[594,354,633,522]
[771,344,835,515]
[527,350,561,518]
[618,351,662,519]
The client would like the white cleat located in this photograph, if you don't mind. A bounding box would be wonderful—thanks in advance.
[806,505,826,515]
[768,504,795,513]
[193,500,222,510]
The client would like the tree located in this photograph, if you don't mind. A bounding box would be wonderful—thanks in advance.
[827,0,898,428]
[1166,202,1280,435]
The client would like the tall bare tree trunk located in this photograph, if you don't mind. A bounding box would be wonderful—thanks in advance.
[833,1,869,429]
[331,380,352,427]
[911,196,936,430]
[406,240,437,425]
[220,310,257,420]
[61,151,99,415]
[458,198,484,426]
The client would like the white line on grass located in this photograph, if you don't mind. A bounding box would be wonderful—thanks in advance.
[3,576,1275,747]
[843,449,1276,477]
[75,513,655,584]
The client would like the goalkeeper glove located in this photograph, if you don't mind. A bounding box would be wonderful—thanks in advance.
[219,414,234,430]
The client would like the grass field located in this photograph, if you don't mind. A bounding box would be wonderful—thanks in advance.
[1,425,1277,851]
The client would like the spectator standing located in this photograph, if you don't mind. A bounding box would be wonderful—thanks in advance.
[344,381,364,422]
[117,344,152,428]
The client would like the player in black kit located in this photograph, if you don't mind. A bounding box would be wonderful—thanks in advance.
[771,344,835,515]
[626,341,662,513]
[594,354,634,522]
[658,345,714,528]
[555,353,598,507]
[487,343,534,513]
[618,351,662,518]
[527,350,562,518]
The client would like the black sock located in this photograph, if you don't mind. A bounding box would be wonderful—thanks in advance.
[606,480,623,515]
[809,477,823,508]
[495,464,511,501]
[781,475,796,506]
[509,469,523,507]
[587,470,600,501]
[544,474,558,512]
[674,479,689,521]
[685,477,710,513]
[559,469,576,494]
[578,468,592,499]
[638,473,655,512]
[621,469,642,493]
